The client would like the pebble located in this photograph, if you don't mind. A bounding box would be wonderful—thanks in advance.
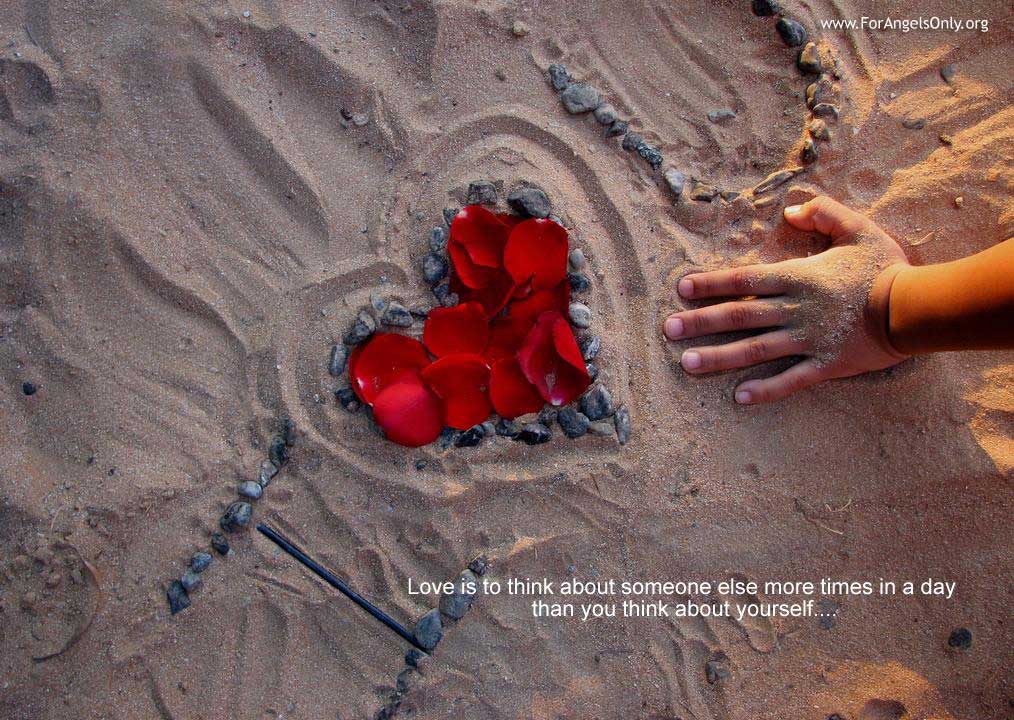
[538,406,559,426]
[705,659,730,684]
[587,420,614,437]
[343,310,376,345]
[481,420,495,436]
[614,405,631,445]
[438,570,479,620]
[410,306,430,319]
[605,119,628,138]
[382,302,413,327]
[797,42,822,74]
[191,552,213,573]
[238,480,263,500]
[467,180,498,205]
[180,569,202,592]
[593,103,618,125]
[752,168,800,195]
[580,335,601,361]
[586,362,598,381]
[811,103,840,120]
[751,0,780,16]
[776,17,808,47]
[664,168,686,196]
[469,555,489,576]
[808,118,830,141]
[940,64,956,84]
[437,427,459,450]
[429,226,448,252]
[167,580,190,615]
[396,667,418,693]
[370,292,387,315]
[580,384,614,420]
[405,648,426,668]
[516,423,552,445]
[948,627,972,649]
[954,196,964,208]
[22,381,37,395]
[557,407,590,438]
[721,190,740,203]
[561,83,600,114]
[268,435,289,468]
[336,386,361,412]
[690,181,719,202]
[801,137,818,164]
[432,280,458,307]
[621,131,643,152]
[442,207,459,226]
[507,186,552,218]
[413,608,444,651]
[512,20,530,37]
[707,109,736,123]
[902,117,926,130]
[220,501,253,533]
[568,302,592,328]
[637,143,664,170]
[258,460,278,487]
[568,272,591,293]
[547,63,572,91]
[283,419,296,447]
[496,418,521,437]
[328,344,348,377]
[568,248,586,270]
[211,532,230,555]
[805,81,822,109]
[455,424,486,448]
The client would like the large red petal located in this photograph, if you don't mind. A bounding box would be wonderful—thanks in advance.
[423,302,489,357]
[490,357,545,419]
[517,311,591,406]
[451,270,516,319]
[420,353,492,430]
[449,240,500,289]
[372,378,445,447]
[503,218,569,290]
[507,280,570,327]
[450,205,513,269]
[483,315,531,364]
[348,333,431,405]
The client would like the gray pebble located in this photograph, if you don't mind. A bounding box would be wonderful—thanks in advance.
[220,501,253,533]
[438,570,479,620]
[557,407,590,438]
[568,302,592,328]
[507,185,552,218]
[369,292,387,315]
[481,420,495,436]
[796,42,822,74]
[579,335,601,361]
[210,532,230,555]
[396,667,418,693]
[721,190,740,203]
[801,137,818,164]
[495,418,520,438]
[429,226,448,252]
[437,427,459,450]
[751,0,780,16]
[593,103,618,125]
[405,648,426,667]
[705,659,731,684]
[516,423,552,445]
[191,552,213,573]
[413,608,444,651]
[580,384,614,420]
[468,555,489,576]
[568,272,591,293]
[902,117,926,130]
[336,386,361,412]
[568,248,586,270]
[547,63,572,91]
[328,344,348,377]
[637,143,664,170]
[455,424,486,448]
[587,420,615,437]
[605,119,628,138]
[258,459,278,487]
[614,405,631,445]
[621,131,643,151]
[707,109,736,123]
[776,17,808,47]
[752,168,801,195]
[940,64,956,85]
[180,569,202,592]
[167,580,190,615]
[561,83,600,114]
[409,306,430,319]
[442,207,460,227]
[283,419,296,447]
[343,310,376,345]
[238,480,263,500]
[268,435,289,467]
[811,103,840,120]
[432,281,458,307]
[538,406,558,426]
[808,118,830,141]
[586,362,598,381]
[664,168,686,196]
[382,302,413,327]
[690,181,719,202]
[467,180,498,205]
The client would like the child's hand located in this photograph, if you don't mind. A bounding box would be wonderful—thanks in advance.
[663,196,911,404]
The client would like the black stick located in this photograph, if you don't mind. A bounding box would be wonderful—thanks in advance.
[256,523,427,653]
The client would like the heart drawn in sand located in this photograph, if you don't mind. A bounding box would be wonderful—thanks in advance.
[349,205,590,446]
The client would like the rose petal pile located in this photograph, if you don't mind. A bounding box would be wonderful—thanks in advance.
[349,205,591,446]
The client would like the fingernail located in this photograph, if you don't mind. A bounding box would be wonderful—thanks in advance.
[664,317,684,339]
[735,390,752,404]
[677,277,694,298]
[681,351,701,370]
[784,204,803,217]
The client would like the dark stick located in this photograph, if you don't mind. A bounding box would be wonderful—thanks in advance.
[256,523,427,653]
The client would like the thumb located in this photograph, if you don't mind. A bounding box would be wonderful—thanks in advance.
[783,196,872,243]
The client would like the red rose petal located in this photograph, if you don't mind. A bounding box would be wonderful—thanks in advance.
[517,310,591,406]
[507,280,570,326]
[451,270,516,319]
[420,353,492,430]
[503,218,568,290]
[483,315,531,364]
[372,378,445,447]
[489,357,545,419]
[449,240,501,289]
[450,205,513,269]
[348,333,432,405]
[423,301,489,357]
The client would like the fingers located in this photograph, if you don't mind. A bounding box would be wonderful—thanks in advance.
[734,360,825,404]
[680,330,804,375]
[783,195,871,242]
[664,300,786,340]
[678,264,791,300]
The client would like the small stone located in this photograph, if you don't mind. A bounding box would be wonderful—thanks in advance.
[370,292,387,315]
[939,134,953,145]
[336,386,361,412]
[690,181,719,202]
[191,552,213,573]
[902,117,926,130]
[805,81,821,109]
[947,627,971,649]
[468,555,489,576]
[495,418,521,437]
[429,226,448,252]
[752,168,801,195]
[511,20,530,37]
[568,302,592,328]
[382,302,413,327]
[220,501,253,533]
[586,362,598,381]
[437,427,459,450]
[180,569,202,592]
[637,143,664,170]
[442,207,460,226]
[568,248,586,270]
[707,109,736,124]
[210,532,230,555]
[587,420,614,437]
[238,480,263,500]
[455,425,486,448]
[343,310,376,345]
[242,10,251,18]
[811,103,840,120]
[579,335,601,361]
[283,418,296,447]
[776,17,808,47]
[605,119,628,138]
[405,648,427,667]
[22,381,37,396]
[538,406,558,426]
[507,185,552,218]
[954,196,964,208]
[467,180,498,205]
[796,42,822,74]
[751,0,780,16]
[560,83,600,114]
[808,118,830,141]
[580,384,613,420]
[621,131,643,152]
[432,280,458,307]
[593,103,618,125]
[516,423,552,445]
[547,63,571,91]
[351,113,369,127]
[167,581,190,615]
[258,460,278,487]
[481,420,495,436]
[269,435,289,467]
[439,570,479,620]
[495,69,507,82]
[940,64,956,84]
[568,272,591,293]
[557,407,590,439]
[705,659,730,684]
[409,306,430,319]
[328,344,348,377]
[801,137,818,164]
[614,405,631,445]
[396,667,418,692]
[720,190,740,203]
[413,608,444,651]
[664,168,686,196]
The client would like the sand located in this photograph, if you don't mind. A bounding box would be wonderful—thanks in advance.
[1,0,1012,718]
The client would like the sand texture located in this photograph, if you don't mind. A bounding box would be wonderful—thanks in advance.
[1,0,1012,718]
